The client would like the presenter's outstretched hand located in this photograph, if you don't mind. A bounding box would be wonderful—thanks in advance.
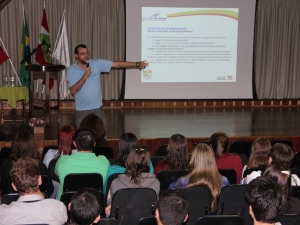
[137,60,149,70]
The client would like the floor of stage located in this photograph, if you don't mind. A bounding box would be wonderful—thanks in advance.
[1,106,300,140]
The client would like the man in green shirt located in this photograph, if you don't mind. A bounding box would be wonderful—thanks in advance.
[55,128,110,199]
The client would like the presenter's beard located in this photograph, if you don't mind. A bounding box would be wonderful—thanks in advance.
[77,58,89,65]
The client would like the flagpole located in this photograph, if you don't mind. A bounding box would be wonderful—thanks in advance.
[0,37,22,86]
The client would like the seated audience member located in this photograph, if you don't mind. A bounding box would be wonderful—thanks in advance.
[43,125,76,168]
[210,132,242,183]
[80,113,108,146]
[263,163,300,214]
[242,137,271,176]
[154,134,189,175]
[104,133,154,194]
[245,177,282,225]
[241,143,300,185]
[105,147,160,216]
[68,188,103,225]
[172,143,229,213]
[0,157,67,224]
[55,128,110,200]
[156,190,189,225]
[0,129,56,198]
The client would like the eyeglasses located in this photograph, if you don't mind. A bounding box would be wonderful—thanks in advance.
[77,51,90,56]
[135,147,146,151]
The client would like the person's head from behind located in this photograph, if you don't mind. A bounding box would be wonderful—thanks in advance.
[74,128,96,151]
[117,133,138,167]
[126,146,150,185]
[80,114,106,145]
[56,125,76,158]
[188,143,221,212]
[165,134,189,170]
[156,190,189,225]
[69,188,104,225]
[209,132,229,158]
[245,177,281,224]
[247,138,271,168]
[10,157,41,195]
[11,129,39,161]
[269,143,294,169]
[263,162,291,207]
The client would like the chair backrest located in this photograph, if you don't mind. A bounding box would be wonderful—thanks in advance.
[63,173,103,193]
[291,167,300,178]
[218,169,237,184]
[1,193,19,205]
[229,140,253,159]
[235,153,248,167]
[106,173,124,196]
[196,215,244,225]
[243,167,265,178]
[217,184,248,215]
[99,218,119,225]
[156,144,168,156]
[48,157,59,182]
[109,158,117,166]
[60,191,77,222]
[156,170,189,194]
[276,214,300,225]
[150,156,164,168]
[93,146,113,159]
[292,152,300,168]
[0,146,12,167]
[173,187,210,225]
[42,145,58,161]
[292,186,300,200]
[138,216,157,225]
[111,188,157,225]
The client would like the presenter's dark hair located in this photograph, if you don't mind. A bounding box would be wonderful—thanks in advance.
[74,44,87,54]
[70,188,104,225]
[74,128,96,151]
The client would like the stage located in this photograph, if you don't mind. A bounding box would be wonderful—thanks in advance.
[1,100,300,158]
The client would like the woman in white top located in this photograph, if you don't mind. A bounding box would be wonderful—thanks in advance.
[43,125,76,168]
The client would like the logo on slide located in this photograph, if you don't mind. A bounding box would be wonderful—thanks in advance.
[143,70,152,79]
[143,13,167,21]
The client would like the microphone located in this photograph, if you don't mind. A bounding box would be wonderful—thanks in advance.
[86,60,89,68]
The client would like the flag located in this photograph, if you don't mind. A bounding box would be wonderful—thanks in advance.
[52,8,70,99]
[36,9,54,89]
[0,46,9,65]
[20,5,31,87]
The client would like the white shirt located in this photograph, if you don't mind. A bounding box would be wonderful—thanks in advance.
[0,194,67,225]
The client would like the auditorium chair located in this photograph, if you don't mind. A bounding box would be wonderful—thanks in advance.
[229,140,253,159]
[138,216,157,225]
[63,173,103,193]
[156,169,189,194]
[218,169,237,184]
[1,193,19,205]
[173,187,210,225]
[291,152,300,168]
[99,218,118,225]
[0,146,12,168]
[276,214,300,225]
[105,173,124,197]
[216,184,247,215]
[196,215,244,225]
[150,156,164,168]
[110,188,157,225]
[93,146,114,159]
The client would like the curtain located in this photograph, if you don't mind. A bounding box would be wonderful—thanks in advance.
[0,0,124,100]
[254,0,300,99]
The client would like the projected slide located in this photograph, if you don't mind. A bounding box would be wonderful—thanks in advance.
[141,8,239,83]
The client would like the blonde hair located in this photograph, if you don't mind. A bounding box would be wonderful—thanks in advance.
[187,143,222,212]
[247,138,271,168]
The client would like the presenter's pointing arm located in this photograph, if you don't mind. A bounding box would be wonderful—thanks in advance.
[112,60,148,69]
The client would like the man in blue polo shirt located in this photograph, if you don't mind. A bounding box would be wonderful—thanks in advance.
[67,44,148,128]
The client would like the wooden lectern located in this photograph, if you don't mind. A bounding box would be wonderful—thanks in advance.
[26,64,65,127]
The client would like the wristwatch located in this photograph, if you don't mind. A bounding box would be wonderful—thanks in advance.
[136,62,140,67]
